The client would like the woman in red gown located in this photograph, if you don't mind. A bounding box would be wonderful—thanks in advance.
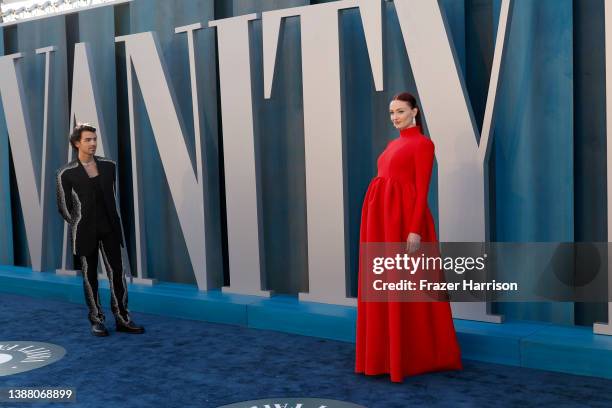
[355,92,462,383]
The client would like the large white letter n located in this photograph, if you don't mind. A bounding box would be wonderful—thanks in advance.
[115,32,212,290]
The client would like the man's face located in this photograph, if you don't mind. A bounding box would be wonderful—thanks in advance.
[75,130,97,156]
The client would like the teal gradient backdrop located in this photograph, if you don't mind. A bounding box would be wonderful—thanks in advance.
[0,0,606,326]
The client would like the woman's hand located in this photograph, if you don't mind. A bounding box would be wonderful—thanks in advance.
[406,232,421,254]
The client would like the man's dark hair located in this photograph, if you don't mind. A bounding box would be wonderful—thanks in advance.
[70,123,97,150]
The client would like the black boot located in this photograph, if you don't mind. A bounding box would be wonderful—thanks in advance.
[91,322,109,337]
[116,320,145,334]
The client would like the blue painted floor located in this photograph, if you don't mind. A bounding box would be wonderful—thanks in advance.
[1,293,612,408]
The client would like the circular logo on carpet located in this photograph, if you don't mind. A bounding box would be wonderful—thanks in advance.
[0,342,66,377]
[217,398,366,408]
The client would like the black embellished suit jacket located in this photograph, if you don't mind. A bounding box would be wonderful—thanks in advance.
[55,155,125,257]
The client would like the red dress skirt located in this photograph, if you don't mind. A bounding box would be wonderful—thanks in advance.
[355,125,462,383]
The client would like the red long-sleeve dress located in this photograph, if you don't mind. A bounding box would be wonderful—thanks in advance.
[355,125,463,383]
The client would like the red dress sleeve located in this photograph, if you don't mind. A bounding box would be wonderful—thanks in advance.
[409,138,435,235]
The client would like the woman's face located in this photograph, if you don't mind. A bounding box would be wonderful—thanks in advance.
[389,100,417,130]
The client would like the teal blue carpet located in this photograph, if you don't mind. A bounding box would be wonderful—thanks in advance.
[1,293,611,408]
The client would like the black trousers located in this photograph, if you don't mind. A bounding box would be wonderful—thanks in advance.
[79,231,131,325]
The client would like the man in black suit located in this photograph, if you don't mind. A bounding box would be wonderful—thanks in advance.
[56,123,144,337]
